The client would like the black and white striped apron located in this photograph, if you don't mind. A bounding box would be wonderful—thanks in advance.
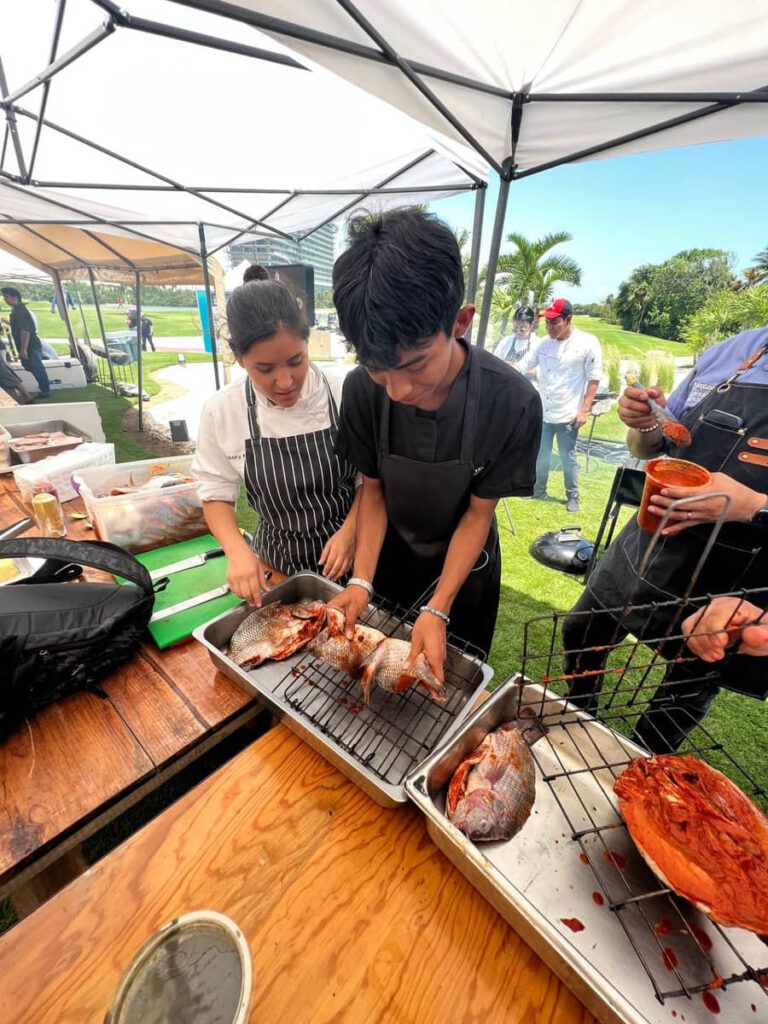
[243,374,357,575]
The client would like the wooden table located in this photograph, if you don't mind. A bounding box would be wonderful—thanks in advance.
[0,726,597,1024]
[0,474,269,909]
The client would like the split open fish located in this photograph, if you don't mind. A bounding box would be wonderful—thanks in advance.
[615,754,768,936]
[306,606,385,676]
[227,600,326,669]
[446,712,546,842]
[359,637,447,705]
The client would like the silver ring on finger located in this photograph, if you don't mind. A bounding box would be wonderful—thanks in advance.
[687,511,692,520]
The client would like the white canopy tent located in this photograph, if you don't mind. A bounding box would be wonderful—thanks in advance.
[168,0,768,341]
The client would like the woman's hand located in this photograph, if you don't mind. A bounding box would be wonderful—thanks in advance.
[226,548,271,606]
[618,385,665,430]
[683,597,768,662]
[318,523,355,581]
[327,584,370,638]
[406,611,447,684]
[647,472,767,535]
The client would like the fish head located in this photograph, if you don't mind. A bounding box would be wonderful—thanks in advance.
[454,789,509,842]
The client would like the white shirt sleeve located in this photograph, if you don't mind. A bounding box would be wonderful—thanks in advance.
[192,399,242,503]
[584,336,603,381]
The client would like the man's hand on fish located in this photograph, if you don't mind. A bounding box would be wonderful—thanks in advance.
[683,597,768,662]
[405,610,447,685]
[647,472,768,535]
[226,547,272,607]
[318,522,356,581]
[327,585,371,639]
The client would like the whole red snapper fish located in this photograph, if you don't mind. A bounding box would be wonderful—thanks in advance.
[446,713,546,842]
[227,600,326,669]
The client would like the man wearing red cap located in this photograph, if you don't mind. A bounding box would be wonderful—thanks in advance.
[521,298,601,512]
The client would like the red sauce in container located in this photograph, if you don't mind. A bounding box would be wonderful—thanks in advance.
[637,458,712,534]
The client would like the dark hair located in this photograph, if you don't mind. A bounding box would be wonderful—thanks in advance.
[514,306,536,324]
[225,280,309,357]
[332,208,465,368]
[1,286,21,300]
[243,263,270,284]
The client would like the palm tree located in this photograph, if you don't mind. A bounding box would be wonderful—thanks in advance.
[748,248,768,285]
[494,231,582,307]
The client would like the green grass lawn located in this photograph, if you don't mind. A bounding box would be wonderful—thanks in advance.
[7,300,202,339]
[572,316,692,359]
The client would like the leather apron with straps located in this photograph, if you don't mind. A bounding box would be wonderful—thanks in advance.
[243,375,357,576]
[588,342,768,635]
[373,345,501,655]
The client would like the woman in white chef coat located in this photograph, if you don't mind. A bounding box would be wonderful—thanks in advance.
[193,276,360,605]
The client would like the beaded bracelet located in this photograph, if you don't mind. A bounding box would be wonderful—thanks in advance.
[419,605,450,625]
[348,577,374,598]
[635,423,661,433]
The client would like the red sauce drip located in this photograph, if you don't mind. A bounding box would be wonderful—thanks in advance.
[654,919,674,935]
[751,1005,756,1013]
[592,891,604,906]
[603,850,626,869]
[702,992,720,1015]
[662,948,678,971]
[579,852,589,865]
[708,974,723,991]
[672,1013,677,1019]
[560,918,585,933]
[691,924,712,951]
[338,696,362,714]
[758,974,768,988]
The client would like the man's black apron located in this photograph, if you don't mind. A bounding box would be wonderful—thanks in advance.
[567,342,768,750]
[243,376,357,576]
[372,346,501,657]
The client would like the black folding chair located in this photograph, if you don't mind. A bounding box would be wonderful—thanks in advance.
[584,464,645,579]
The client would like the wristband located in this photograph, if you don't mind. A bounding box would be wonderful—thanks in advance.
[419,605,450,626]
[635,423,661,434]
[348,577,374,598]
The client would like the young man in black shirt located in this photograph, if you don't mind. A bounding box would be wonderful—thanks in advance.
[330,209,542,677]
[1,287,51,398]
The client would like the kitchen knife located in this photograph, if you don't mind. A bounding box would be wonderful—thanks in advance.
[150,584,231,623]
[149,547,225,582]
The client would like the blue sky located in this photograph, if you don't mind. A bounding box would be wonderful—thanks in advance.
[431,136,768,303]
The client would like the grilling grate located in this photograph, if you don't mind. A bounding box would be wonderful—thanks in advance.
[280,594,486,788]
[518,586,768,1006]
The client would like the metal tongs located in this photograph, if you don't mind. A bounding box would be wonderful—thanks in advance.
[625,373,691,447]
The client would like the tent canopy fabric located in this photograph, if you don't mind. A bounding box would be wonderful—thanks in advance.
[174,0,768,178]
[0,0,485,252]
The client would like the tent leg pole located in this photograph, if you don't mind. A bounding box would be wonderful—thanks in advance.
[135,271,143,432]
[88,268,118,397]
[51,270,76,356]
[476,174,511,350]
[465,184,486,344]
[198,222,221,391]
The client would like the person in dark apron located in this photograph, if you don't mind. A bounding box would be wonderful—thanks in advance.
[563,328,768,751]
[329,210,542,678]
[193,279,360,605]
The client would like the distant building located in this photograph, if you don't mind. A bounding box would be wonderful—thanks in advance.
[227,223,337,290]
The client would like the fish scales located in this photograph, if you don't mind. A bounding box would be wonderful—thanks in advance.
[359,638,447,705]
[227,600,326,669]
[306,607,384,676]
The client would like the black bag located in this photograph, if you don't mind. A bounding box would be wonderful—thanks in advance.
[0,537,154,737]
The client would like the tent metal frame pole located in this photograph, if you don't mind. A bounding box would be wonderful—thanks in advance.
[0,211,90,268]
[5,103,297,241]
[135,271,144,431]
[298,149,437,240]
[5,22,115,106]
[198,223,221,392]
[527,91,768,103]
[27,0,68,182]
[464,183,486,344]
[28,181,477,196]
[51,269,78,357]
[476,172,511,350]
[81,227,138,272]
[514,80,768,180]
[165,0,511,100]
[87,267,119,397]
[332,0,503,175]
[0,58,27,180]
[208,191,300,257]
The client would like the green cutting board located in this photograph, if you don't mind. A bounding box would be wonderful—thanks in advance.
[117,533,242,649]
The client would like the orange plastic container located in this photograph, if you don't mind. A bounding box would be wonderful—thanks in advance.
[638,457,712,533]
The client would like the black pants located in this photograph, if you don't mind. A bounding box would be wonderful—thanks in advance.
[562,588,723,753]
[373,527,501,658]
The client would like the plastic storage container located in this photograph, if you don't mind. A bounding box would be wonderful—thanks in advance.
[4,418,91,464]
[74,455,207,554]
[13,442,115,504]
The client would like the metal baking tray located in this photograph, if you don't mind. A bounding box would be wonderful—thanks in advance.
[5,419,90,464]
[194,572,493,807]
[405,678,768,1024]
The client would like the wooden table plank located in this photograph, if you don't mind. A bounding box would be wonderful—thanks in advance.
[0,727,595,1024]
[0,693,153,878]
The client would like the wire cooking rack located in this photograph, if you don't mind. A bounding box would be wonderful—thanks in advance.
[280,593,487,788]
[517,585,768,1005]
